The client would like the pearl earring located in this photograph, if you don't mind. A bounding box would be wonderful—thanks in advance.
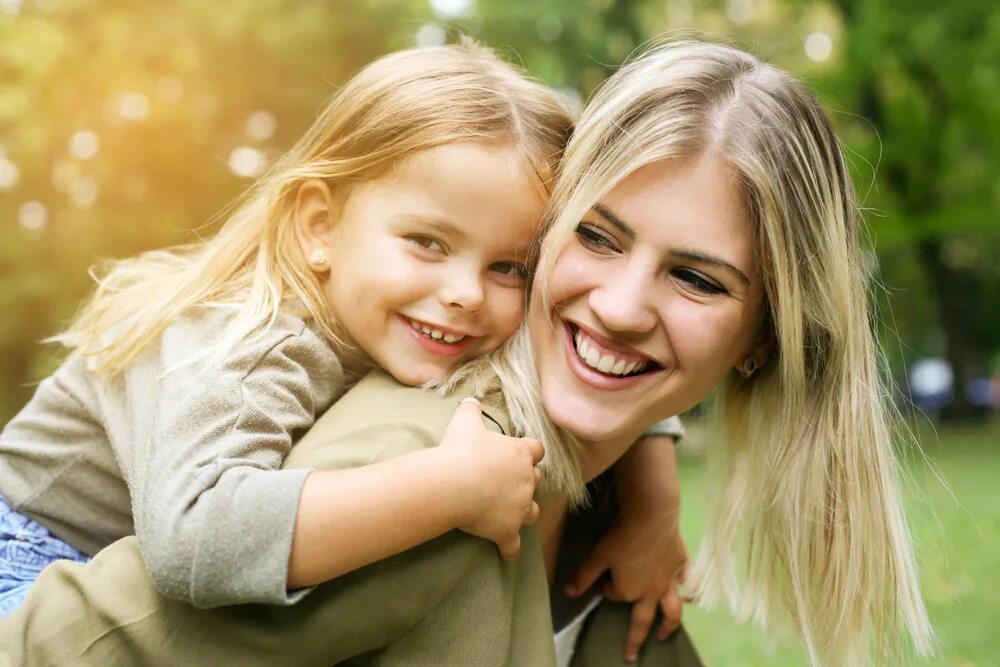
[741,357,757,378]
[308,249,328,267]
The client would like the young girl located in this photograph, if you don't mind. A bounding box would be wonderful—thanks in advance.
[0,39,684,629]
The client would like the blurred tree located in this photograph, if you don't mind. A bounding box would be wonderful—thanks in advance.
[0,0,424,421]
[826,0,1000,420]
[1,0,996,424]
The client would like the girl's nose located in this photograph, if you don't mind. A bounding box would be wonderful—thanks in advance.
[439,266,485,312]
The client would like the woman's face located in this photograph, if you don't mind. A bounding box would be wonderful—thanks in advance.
[530,152,768,444]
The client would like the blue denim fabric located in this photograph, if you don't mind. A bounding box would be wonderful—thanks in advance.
[0,495,91,617]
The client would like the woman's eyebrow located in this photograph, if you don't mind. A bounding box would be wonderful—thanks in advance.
[592,204,635,239]
[593,204,751,287]
[670,249,751,286]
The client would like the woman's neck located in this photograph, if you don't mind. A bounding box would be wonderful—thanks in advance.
[535,427,644,583]
[576,430,642,484]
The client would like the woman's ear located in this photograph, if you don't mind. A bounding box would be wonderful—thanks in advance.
[293,179,337,273]
[736,331,774,378]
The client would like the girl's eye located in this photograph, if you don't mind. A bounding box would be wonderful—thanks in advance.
[490,261,529,287]
[407,235,445,253]
[574,223,619,254]
[672,268,727,296]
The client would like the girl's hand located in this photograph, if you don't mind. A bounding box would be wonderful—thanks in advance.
[565,434,690,663]
[440,397,544,561]
[566,509,689,662]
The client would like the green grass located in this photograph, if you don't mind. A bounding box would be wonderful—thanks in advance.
[674,422,1000,666]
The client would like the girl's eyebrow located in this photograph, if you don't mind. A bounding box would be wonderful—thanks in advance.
[401,214,467,240]
[592,203,751,287]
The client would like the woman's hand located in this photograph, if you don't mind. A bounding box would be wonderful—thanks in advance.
[440,397,544,561]
[565,434,690,663]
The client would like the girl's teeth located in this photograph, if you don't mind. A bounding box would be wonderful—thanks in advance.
[597,355,614,373]
[585,348,601,368]
[611,359,626,375]
[409,319,464,344]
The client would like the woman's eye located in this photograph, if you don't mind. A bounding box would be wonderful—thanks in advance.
[673,268,727,296]
[490,262,529,286]
[407,235,445,253]
[574,223,619,254]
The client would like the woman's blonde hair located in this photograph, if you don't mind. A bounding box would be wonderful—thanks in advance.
[57,39,573,375]
[524,40,931,666]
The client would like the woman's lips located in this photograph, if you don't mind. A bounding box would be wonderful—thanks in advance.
[561,321,662,390]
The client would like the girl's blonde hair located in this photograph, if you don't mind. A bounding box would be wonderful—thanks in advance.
[58,39,573,375]
[520,40,930,665]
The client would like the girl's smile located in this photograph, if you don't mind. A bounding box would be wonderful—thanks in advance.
[302,141,547,386]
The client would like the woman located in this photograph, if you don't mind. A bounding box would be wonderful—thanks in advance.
[0,41,931,666]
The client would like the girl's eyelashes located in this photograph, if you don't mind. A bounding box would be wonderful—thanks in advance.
[490,261,530,287]
[574,222,619,254]
[672,268,727,296]
[406,235,446,253]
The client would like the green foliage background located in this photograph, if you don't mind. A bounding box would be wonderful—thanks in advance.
[1,1,997,663]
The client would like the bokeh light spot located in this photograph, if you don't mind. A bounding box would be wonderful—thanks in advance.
[70,176,99,208]
[536,15,562,42]
[246,110,278,141]
[69,130,100,160]
[429,0,472,19]
[0,0,22,16]
[228,146,267,179]
[113,92,151,121]
[666,0,693,25]
[0,158,20,190]
[727,0,754,25]
[804,32,833,62]
[18,201,48,232]
[415,23,446,47]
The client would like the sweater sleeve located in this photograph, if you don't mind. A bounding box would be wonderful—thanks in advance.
[0,376,518,665]
[127,324,343,608]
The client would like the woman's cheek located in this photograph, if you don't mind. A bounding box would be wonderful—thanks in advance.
[546,245,597,303]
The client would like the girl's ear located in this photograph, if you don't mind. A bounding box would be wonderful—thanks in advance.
[293,179,338,273]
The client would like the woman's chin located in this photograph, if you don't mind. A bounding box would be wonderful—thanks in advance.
[544,397,625,444]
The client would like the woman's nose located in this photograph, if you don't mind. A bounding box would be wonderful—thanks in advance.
[588,262,658,333]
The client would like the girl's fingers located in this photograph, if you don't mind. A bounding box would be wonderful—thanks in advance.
[523,501,540,525]
[624,595,658,663]
[498,533,521,561]
[656,588,684,640]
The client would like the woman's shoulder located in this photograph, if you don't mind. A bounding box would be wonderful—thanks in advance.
[283,369,510,470]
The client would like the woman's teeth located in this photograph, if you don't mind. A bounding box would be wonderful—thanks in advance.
[574,330,647,376]
[409,319,465,344]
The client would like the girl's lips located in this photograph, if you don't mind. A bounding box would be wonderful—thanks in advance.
[399,315,477,358]
[561,321,662,390]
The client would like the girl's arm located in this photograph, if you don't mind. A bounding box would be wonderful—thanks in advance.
[287,398,542,589]
[566,427,689,663]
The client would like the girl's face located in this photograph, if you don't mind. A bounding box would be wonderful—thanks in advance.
[304,142,545,386]
[530,153,769,444]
